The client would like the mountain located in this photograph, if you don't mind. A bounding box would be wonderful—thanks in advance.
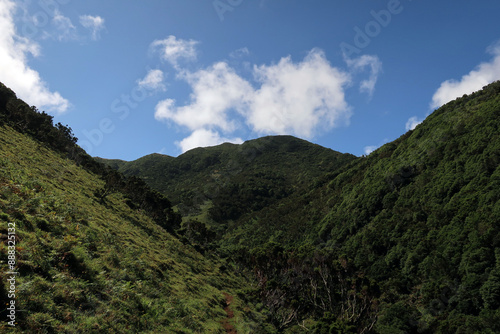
[2,79,499,333]
[100,81,500,332]
[97,136,356,216]
[0,82,273,333]
[224,82,500,332]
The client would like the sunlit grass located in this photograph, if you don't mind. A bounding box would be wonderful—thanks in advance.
[0,125,264,332]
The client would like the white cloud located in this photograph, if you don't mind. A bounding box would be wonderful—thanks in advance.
[155,62,253,132]
[248,49,352,137]
[177,128,243,153]
[155,49,353,150]
[154,98,175,120]
[364,145,378,155]
[151,36,198,69]
[79,15,105,41]
[405,116,422,131]
[52,10,77,41]
[431,43,500,109]
[152,37,381,152]
[230,47,250,59]
[22,8,102,42]
[344,54,382,97]
[363,138,389,156]
[137,69,166,92]
[0,0,69,113]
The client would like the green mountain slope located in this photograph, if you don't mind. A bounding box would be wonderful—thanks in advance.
[3,78,498,332]
[97,136,356,235]
[223,82,500,332]
[0,83,273,333]
[102,82,500,332]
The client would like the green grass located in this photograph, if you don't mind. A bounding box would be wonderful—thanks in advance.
[0,124,269,333]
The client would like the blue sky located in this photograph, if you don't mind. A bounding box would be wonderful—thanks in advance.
[1,0,500,160]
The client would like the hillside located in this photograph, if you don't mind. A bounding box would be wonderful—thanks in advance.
[2,79,499,333]
[97,136,356,241]
[101,82,500,332]
[216,82,500,332]
[0,83,274,333]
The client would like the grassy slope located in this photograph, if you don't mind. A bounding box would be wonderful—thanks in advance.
[0,125,272,333]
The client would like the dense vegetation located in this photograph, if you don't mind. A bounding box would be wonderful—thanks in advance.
[101,82,500,332]
[0,82,180,233]
[96,136,356,219]
[1,80,499,332]
[0,83,273,332]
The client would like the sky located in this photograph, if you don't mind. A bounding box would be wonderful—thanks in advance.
[1,0,500,161]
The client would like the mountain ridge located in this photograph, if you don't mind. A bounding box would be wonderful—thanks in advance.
[1,80,499,332]
[97,134,357,221]
[99,81,500,332]
[98,134,352,163]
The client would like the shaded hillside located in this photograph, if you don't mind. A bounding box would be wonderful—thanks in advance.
[97,135,357,222]
[219,82,500,332]
[223,82,500,250]
[0,83,274,333]
[101,81,500,332]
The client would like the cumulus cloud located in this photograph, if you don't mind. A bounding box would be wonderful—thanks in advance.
[405,116,423,131]
[155,62,253,132]
[177,128,243,153]
[79,15,105,40]
[431,43,500,109]
[155,49,354,149]
[152,36,382,152]
[344,54,382,97]
[0,0,69,113]
[154,98,175,120]
[137,69,166,92]
[248,49,351,137]
[151,35,198,69]
[363,138,389,156]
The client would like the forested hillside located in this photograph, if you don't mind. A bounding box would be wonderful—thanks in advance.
[2,79,499,332]
[101,81,500,333]
[96,136,356,220]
